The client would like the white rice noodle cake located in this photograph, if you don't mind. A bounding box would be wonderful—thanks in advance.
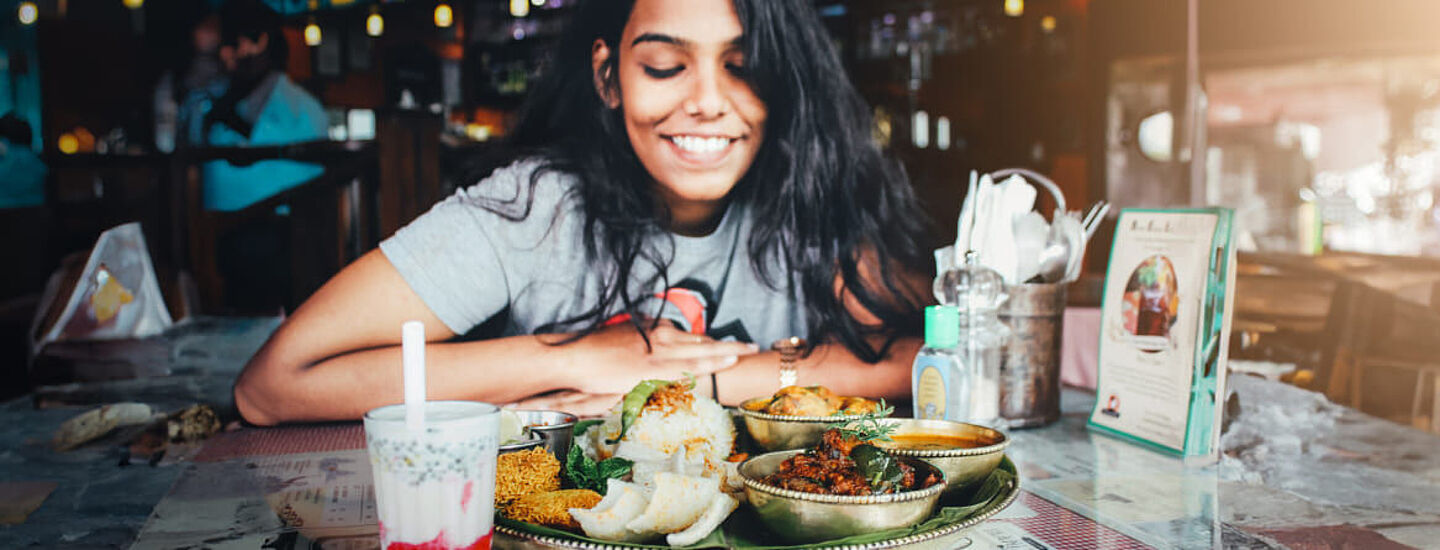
[667,493,739,547]
[569,479,653,543]
[624,472,721,535]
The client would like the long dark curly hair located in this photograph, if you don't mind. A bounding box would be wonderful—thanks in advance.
[481,0,930,362]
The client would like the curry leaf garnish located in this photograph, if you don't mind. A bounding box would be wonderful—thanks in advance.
[828,399,897,443]
[849,444,904,493]
[565,444,633,495]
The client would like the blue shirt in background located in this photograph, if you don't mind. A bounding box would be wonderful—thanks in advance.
[200,73,328,212]
[0,137,47,209]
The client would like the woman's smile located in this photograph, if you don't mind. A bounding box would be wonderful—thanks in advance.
[662,133,744,166]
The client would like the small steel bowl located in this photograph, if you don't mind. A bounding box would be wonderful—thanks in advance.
[511,409,578,459]
[498,433,545,455]
[871,419,1009,496]
[738,398,892,452]
[738,449,946,544]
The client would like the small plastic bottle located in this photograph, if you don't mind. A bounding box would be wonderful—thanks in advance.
[937,251,1010,428]
[912,305,967,421]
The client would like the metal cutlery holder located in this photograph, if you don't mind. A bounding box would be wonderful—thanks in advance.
[998,282,1066,428]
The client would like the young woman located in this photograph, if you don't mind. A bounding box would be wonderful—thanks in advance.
[234,0,932,424]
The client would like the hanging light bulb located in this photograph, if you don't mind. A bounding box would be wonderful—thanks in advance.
[531,0,545,6]
[17,1,38,25]
[58,133,79,155]
[1004,0,1023,17]
[123,0,144,9]
[1040,15,1057,33]
[509,0,528,18]
[434,2,454,27]
[304,20,322,46]
[366,10,384,37]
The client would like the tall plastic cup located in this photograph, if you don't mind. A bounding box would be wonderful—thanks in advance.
[365,401,499,550]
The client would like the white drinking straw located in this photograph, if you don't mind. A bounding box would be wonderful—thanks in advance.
[402,320,427,431]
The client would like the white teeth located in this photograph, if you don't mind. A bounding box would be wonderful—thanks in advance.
[671,136,731,154]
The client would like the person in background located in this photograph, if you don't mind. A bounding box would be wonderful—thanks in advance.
[235,0,933,424]
[155,10,229,153]
[201,0,328,313]
[201,0,327,212]
[0,113,47,209]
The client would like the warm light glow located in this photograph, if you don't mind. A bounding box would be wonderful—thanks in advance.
[434,3,454,27]
[531,0,545,6]
[58,134,79,155]
[304,22,322,46]
[123,0,144,9]
[912,110,929,149]
[465,123,493,142]
[936,116,951,151]
[1040,15,1057,33]
[1004,0,1023,17]
[366,12,384,37]
[17,2,37,25]
[509,0,528,18]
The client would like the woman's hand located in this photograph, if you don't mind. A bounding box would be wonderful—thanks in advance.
[508,390,624,418]
[554,321,758,396]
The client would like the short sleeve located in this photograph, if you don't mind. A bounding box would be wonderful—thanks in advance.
[380,194,511,334]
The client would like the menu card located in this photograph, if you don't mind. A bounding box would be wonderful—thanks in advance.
[1087,208,1236,460]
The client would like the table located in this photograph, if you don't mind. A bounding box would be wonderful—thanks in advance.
[0,315,280,548]
[3,318,1439,549]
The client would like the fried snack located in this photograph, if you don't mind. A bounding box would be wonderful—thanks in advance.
[838,396,880,414]
[505,489,602,531]
[495,447,561,508]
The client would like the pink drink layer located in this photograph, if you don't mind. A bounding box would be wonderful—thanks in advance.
[380,524,492,550]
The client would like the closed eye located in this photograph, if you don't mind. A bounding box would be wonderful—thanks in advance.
[644,65,683,79]
[725,62,748,78]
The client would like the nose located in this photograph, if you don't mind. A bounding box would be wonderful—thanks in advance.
[683,64,728,119]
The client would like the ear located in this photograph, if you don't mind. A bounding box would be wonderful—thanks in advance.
[591,39,620,109]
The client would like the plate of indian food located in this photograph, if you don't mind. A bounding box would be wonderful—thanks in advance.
[495,378,741,547]
[738,386,888,452]
[492,380,1019,549]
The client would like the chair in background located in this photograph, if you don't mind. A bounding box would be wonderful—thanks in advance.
[376,110,445,236]
[1317,279,1440,433]
[174,140,378,313]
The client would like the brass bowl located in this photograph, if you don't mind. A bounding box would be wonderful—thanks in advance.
[871,419,1009,496]
[738,449,946,544]
[738,398,892,452]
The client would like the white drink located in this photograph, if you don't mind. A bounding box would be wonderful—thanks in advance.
[365,401,499,550]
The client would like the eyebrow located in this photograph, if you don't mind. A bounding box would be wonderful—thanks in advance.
[630,32,744,50]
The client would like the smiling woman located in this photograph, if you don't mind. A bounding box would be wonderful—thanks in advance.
[597,0,768,234]
[232,0,933,425]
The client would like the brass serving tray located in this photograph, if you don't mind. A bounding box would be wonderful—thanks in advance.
[492,458,1019,550]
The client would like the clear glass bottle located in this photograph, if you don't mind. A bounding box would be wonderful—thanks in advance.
[936,251,1010,428]
[912,305,966,421]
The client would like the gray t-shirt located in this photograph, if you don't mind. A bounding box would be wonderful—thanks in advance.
[379,159,807,346]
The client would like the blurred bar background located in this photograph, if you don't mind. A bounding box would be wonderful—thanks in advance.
[4,0,1440,432]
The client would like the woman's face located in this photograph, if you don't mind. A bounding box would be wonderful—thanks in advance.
[599,0,767,233]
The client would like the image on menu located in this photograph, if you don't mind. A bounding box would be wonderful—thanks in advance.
[1120,254,1178,353]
